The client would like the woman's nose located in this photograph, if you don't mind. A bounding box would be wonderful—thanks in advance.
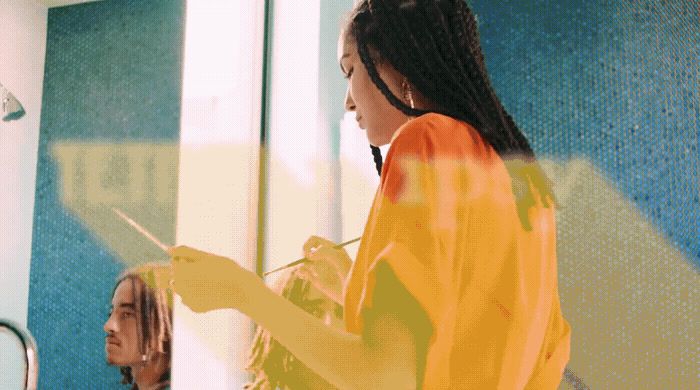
[344,85,356,112]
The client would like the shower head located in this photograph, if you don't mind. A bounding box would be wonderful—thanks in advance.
[1,82,26,121]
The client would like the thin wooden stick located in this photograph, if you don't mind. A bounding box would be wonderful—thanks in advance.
[112,207,170,253]
[112,206,359,278]
[263,237,361,276]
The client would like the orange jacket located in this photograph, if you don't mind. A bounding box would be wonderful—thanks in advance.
[344,113,570,389]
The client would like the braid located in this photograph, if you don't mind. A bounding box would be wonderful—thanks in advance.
[380,1,480,122]
[139,278,150,358]
[120,366,133,386]
[370,145,383,176]
[348,0,556,229]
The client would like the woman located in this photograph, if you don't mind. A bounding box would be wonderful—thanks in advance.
[171,0,570,388]
[244,269,344,390]
[105,263,173,390]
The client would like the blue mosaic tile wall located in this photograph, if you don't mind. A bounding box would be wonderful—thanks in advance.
[27,1,184,388]
[471,0,698,265]
[469,0,698,387]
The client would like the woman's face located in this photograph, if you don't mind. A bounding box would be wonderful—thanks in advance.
[104,280,142,366]
[337,30,409,146]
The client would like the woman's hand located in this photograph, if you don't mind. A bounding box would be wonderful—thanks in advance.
[169,245,264,314]
[298,236,353,305]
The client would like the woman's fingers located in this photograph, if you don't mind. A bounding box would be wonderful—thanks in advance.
[308,247,351,283]
[302,236,353,280]
[168,245,209,262]
[305,235,337,248]
[306,246,334,268]
[308,246,350,271]
[303,235,338,257]
[307,246,336,260]
[298,258,345,306]
[169,245,237,266]
[297,265,319,280]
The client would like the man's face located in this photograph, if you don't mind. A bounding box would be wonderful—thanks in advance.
[104,280,142,366]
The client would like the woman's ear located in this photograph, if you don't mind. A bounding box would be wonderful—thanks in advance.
[375,61,405,95]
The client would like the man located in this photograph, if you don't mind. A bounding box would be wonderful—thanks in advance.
[105,263,172,390]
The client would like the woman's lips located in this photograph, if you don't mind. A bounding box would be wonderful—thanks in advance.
[106,337,120,346]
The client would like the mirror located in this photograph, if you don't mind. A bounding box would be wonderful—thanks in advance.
[7,0,184,388]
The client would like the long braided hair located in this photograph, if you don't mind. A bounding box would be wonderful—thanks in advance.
[348,0,555,229]
[112,263,173,389]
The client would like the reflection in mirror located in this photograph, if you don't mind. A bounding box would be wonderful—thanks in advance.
[20,0,185,388]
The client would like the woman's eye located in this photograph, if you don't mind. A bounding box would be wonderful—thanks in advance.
[344,69,353,80]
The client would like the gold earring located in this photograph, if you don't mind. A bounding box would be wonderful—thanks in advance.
[402,78,415,109]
